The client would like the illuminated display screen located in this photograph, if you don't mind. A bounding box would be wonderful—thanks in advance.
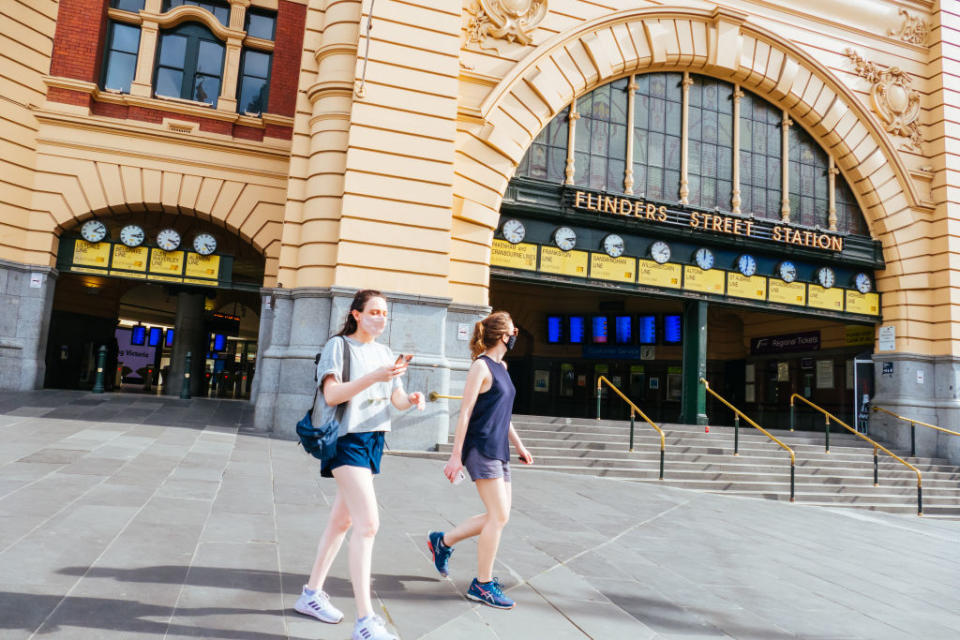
[637,315,657,344]
[568,316,585,344]
[614,315,632,344]
[664,314,683,344]
[130,325,146,346]
[591,316,608,344]
[165,329,175,347]
[213,334,227,351]
[148,327,163,347]
[546,315,563,344]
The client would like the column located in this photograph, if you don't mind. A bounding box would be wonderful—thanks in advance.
[780,111,793,222]
[564,104,579,185]
[217,36,244,112]
[624,76,636,194]
[731,87,743,213]
[680,300,708,425]
[166,291,207,396]
[679,72,693,204]
[130,20,159,97]
[828,157,839,231]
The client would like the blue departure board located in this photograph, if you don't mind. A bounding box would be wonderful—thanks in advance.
[568,316,585,344]
[546,315,563,343]
[591,315,608,344]
[148,326,163,347]
[637,315,657,344]
[130,325,146,346]
[614,315,632,344]
[165,329,175,347]
[213,334,227,351]
[664,314,683,344]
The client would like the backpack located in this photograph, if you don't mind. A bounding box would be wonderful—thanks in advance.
[296,336,351,461]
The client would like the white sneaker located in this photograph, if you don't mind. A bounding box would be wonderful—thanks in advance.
[294,585,343,623]
[353,614,397,640]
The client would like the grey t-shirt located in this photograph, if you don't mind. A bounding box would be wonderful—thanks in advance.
[315,335,401,436]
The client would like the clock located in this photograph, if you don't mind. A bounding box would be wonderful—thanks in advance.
[119,224,145,248]
[80,220,107,243]
[156,228,181,252]
[193,233,217,255]
[816,266,836,289]
[854,272,872,294]
[500,218,526,244]
[694,247,714,270]
[737,254,758,277]
[649,240,671,264]
[777,261,797,283]
[553,226,577,251]
[602,234,625,258]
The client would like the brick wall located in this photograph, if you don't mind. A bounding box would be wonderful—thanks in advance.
[268,0,307,117]
[49,0,109,82]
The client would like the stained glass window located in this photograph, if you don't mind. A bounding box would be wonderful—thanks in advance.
[739,92,782,220]
[633,73,682,201]
[836,174,868,236]
[688,76,733,209]
[575,78,629,191]
[516,106,569,182]
[788,125,829,227]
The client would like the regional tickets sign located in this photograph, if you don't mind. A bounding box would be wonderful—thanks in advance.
[590,254,635,282]
[683,266,725,294]
[539,247,588,277]
[491,239,537,271]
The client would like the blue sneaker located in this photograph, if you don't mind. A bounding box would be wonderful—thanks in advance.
[466,577,514,609]
[427,531,453,577]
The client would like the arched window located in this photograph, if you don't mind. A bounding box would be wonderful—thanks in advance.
[575,78,629,191]
[154,22,224,106]
[739,92,782,220]
[633,73,682,201]
[836,178,867,236]
[516,107,568,182]
[688,76,733,210]
[162,0,230,26]
[789,125,829,228]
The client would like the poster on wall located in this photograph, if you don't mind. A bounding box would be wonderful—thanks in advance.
[560,364,575,397]
[534,370,549,393]
[816,360,834,388]
[777,361,789,382]
[745,383,755,403]
[745,363,755,383]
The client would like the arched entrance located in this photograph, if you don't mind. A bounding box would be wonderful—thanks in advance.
[46,209,265,398]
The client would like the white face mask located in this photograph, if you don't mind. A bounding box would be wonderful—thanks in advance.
[358,313,386,336]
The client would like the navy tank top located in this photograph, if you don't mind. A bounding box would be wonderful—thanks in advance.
[462,355,516,463]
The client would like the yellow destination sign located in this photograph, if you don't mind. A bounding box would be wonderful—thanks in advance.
[637,260,682,288]
[768,280,806,306]
[73,240,110,268]
[845,291,879,316]
[683,266,725,294]
[590,253,635,283]
[490,239,537,271]
[111,245,148,272]
[808,285,844,311]
[540,246,588,277]
[845,325,874,346]
[185,253,220,280]
[109,271,146,279]
[147,274,184,283]
[727,273,767,300]
[183,277,219,287]
[149,249,185,277]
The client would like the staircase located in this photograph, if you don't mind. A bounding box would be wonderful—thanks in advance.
[400,415,960,518]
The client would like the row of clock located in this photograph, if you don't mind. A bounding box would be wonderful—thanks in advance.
[80,220,217,255]
[499,218,873,293]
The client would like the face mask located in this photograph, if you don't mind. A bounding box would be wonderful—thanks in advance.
[358,313,386,335]
[505,334,517,351]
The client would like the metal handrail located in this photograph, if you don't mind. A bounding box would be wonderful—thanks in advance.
[872,406,960,457]
[791,394,923,516]
[596,375,665,479]
[700,378,795,502]
[428,392,462,402]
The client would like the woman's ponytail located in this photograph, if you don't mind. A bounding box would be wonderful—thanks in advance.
[469,321,486,359]
[469,311,513,359]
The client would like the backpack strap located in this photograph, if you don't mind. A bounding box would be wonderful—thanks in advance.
[312,336,351,421]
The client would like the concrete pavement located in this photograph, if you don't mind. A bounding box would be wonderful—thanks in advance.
[0,391,958,639]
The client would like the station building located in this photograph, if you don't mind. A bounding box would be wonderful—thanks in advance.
[1,0,957,462]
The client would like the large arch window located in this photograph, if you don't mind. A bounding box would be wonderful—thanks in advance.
[514,73,869,237]
[155,22,224,106]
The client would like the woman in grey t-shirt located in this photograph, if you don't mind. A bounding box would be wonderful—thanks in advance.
[293,289,424,640]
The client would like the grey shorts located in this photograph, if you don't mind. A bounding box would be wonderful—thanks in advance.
[463,447,511,483]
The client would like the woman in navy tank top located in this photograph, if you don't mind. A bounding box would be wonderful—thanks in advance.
[427,311,534,610]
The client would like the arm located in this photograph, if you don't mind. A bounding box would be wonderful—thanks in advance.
[442,359,490,482]
[391,384,425,411]
[509,422,533,464]
[322,354,406,406]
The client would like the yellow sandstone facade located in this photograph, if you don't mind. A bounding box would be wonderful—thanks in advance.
[0,0,956,458]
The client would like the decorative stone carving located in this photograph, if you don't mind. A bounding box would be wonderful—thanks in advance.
[465,0,548,50]
[888,9,929,46]
[844,49,922,151]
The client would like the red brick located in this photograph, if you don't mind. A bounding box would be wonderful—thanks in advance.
[50,0,109,83]
[268,0,306,117]
[234,124,265,141]
[265,123,293,140]
[47,87,93,108]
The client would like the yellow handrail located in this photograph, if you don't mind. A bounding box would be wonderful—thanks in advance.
[596,375,665,479]
[872,406,960,457]
[429,392,462,402]
[791,394,923,516]
[699,378,795,502]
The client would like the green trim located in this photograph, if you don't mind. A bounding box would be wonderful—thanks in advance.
[680,300,708,425]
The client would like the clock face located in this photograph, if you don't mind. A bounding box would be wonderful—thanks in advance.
[816,266,836,289]
[193,233,217,255]
[778,261,797,283]
[501,218,526,244]
[650,240,671,264]
[737,254,758,277]
[602,234,625,258]
[80,220,107,243]
[553,226,577,251]
[854,272,872,294]
[694,247,714,270]
[119,224,145,248]
[156,228,181,252]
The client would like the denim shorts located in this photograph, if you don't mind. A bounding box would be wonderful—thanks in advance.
[321,431,386,478]
[463,447,511,483]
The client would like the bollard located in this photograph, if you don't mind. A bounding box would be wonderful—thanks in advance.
[825,416,831,453]
[629,410,635,452]
[734,413,740,455]
[92,345,107,394]
[910,423,916,457]
[180,351,192,400]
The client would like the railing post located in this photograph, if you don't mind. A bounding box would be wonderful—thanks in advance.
[789,402,795,431]
[873,446,879,486]
[910,423,916,457]
[629,409,636,452]
[918,484,923,516]
[596,379,602,422]
[92,345,107,394]
[659,447,664,480]
[790,463,795,502]
[180,351,192,400]
[825,416,830,453]
[733,413,740,455]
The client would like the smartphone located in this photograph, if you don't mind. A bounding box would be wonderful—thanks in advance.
[394,354,413,365]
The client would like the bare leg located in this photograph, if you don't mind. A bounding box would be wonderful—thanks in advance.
[475,477,510,582]
[332,465,380,619]
[445,480,512,547]
[307,490,351,591]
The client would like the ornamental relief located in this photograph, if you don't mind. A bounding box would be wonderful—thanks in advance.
[887,9,929,46]
[844,49,922,152]
[465,0,548,52]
